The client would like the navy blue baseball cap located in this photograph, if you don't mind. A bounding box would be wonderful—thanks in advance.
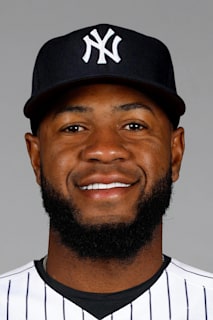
[24,24,185,133]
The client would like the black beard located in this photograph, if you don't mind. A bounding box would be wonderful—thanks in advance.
[41,168,172,261]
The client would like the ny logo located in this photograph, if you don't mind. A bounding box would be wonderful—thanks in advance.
[82,28,122,64]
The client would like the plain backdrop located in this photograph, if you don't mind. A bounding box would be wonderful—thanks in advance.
[0,0,213,274]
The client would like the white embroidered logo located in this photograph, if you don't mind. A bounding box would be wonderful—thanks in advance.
[82,28,122,64]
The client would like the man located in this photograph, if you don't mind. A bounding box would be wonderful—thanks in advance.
[0,24,213,319]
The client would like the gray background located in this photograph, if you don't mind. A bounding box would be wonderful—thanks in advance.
[0,0,213,274]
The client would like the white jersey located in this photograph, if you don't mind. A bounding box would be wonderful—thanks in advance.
[0,258,213,320]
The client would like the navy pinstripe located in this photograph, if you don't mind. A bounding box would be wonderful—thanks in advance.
[6,280,11,320]
[184,280,189,320]
[149,289,152,320]
[165,270,171,319]
[44,284,47,320]
[130,302,133,320]
[63,297,66,320]
[203,286,208,320]
[26,272,30,320]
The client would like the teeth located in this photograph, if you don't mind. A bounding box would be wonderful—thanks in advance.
[80,182,131,190]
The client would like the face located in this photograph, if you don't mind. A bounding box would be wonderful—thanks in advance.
[25,83,184,258]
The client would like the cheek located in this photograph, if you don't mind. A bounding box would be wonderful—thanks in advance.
[135,141,171,184]
[39,144,79,191]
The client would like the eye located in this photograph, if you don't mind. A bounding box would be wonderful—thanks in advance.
[63,124,85,133]
[124,122,146,131]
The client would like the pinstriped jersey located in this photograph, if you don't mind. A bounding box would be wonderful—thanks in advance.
[0,258,213,319]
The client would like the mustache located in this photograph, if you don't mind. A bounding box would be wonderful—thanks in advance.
[70,163,144,183]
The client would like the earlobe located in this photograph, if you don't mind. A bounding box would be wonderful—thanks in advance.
[25,133,41,185]
[171,127,185,182]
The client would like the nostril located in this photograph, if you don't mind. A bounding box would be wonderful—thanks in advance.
[81,142,130,163]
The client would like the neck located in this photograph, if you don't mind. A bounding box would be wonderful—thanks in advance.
[46,224,163,293]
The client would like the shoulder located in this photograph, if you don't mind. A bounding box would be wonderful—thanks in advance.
[0,261,39,296]
[0,261,48,319]
[167,258,213,289]
[0,261,35,282]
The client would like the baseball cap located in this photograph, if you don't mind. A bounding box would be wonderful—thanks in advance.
[24,24,185,133]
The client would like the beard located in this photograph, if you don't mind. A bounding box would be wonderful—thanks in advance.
[40,167,172,261]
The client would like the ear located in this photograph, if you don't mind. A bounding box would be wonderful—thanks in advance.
[25,133,41,185]
[171,127,185,182]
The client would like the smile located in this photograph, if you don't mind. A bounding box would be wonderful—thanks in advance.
[80,182,131,190]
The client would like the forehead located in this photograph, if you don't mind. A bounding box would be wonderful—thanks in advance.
[48,83,169,118]
[33,82,173,135]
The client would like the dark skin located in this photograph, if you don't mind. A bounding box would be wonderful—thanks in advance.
[25,83,185,293]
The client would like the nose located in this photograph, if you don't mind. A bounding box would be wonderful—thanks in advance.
[81,129,130,163]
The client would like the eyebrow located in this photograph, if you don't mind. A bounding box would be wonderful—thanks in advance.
[113,103,154,114]
[53,102,154,117]
[53,105,93,117]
